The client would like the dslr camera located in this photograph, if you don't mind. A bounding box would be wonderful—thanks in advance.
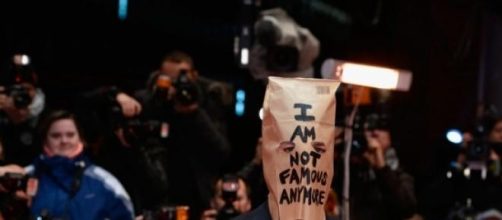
[0,172,28,193]
[0,85,32,109]
[346,113,390,156]
[109,104,170,146]
[153,70,199,107]
[465,122,502,162]
[216,175,240,220]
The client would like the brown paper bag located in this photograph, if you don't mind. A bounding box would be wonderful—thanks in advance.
[262,76,340,220]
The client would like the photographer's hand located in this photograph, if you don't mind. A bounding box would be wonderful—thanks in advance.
[116,93,142,117]
[363,131,386,169]
[200,209,217,220]
[0,164,26,193]
[0,165,25,176]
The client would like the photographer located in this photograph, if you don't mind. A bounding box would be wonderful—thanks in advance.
[334,113,417,220]
[136,51,231,218]
[77,51,231,218]
[141,51,233,135]
[0,54,46,166]
[0,110,134,219]
[200,175,251,220]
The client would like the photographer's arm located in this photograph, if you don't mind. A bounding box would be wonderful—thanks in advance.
[76,87,141,144]
[364,132,417,218]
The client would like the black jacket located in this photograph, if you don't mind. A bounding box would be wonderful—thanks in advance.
[335,162,417,220]
[233,201,338,220]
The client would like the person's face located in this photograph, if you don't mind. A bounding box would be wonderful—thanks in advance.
[160,61,193,80]
[212,179,251,214]
[45,119,82,157]
[489,121,502,143]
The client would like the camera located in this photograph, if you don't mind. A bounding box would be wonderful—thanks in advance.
[152,70,199,107]
[0,172,32,220]
[0,85,32,109]
[344,113,390,156]
[109,105,170,146]
[0,172,28,192]
[465,122,502,162]
[216,175,240,220]
[173,70,199,106]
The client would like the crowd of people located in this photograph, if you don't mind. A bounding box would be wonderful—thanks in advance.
[0,51,501,220]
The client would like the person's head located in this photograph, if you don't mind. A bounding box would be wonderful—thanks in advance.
[159,51,198,81]
[262,77,339,219]
[489,117,502,143]
[210,175,251,214]
[39,110,84,158]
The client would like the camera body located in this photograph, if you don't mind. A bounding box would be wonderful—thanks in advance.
[465,123,502,162]
[173,70,198,106]
[0,84,32,109]
[0,172,27,192]
[152,70,199,107]
[216,175,240,220]
[348,113,389,156]
[109,105,169,146]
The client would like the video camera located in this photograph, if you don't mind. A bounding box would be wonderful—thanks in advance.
[216,175,240,220]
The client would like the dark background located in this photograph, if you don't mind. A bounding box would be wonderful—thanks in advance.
[1,0,502,200]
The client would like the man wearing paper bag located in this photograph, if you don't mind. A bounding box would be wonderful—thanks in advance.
[235,76,339,220]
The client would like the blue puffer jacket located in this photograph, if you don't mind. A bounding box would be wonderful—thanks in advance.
[27,153,135,220]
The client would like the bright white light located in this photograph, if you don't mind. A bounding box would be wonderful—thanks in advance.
[236,89,246,102]
[21,55,30,65]
[446,129,463,144]
[259,108,264,120]
[240,48,249,65]
[235,102,245,116]
[339,63,399,89]
[13,54,30,66]
[446,171,452,179]
[464,168,471,178]
[321,59,412,91]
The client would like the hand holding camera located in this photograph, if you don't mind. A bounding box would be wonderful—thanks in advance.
[363,130,387,169]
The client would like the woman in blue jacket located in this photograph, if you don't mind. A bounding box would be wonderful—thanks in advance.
[26,110,135,219]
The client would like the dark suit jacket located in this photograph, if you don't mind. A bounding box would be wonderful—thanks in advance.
[233,201,338,220]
